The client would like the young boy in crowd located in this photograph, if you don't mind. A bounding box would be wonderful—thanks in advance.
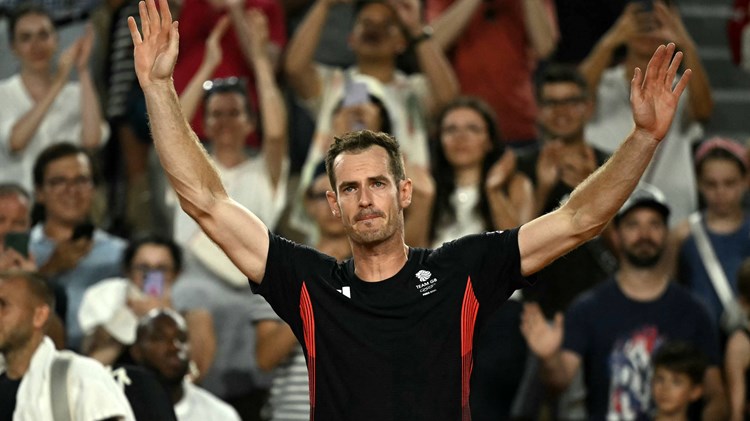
[649,341,708,421]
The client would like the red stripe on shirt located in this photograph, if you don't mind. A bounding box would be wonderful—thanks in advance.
[461,277,479,421]
[300,282,316,420]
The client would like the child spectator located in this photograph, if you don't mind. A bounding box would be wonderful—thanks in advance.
[650,341,708,421]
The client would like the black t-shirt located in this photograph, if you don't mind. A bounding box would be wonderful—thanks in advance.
[0,372,21,421]
[253,229,531,420]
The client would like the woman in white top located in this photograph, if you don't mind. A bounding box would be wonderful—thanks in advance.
[0,4,107,190]
[428,96,534,247]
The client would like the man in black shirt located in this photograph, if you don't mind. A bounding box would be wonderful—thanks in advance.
[127,1,692,418]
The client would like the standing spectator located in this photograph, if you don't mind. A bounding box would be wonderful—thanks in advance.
[0,270,134,420]
[78,235,216,382]
[284,0,459,168]
[130,309,241,421]
[521,185,727,420]
[0,4,108,191]
[725,258,750,421]
[673,138,750,332]
[426,0,558,148]
[173,0,286,146]
[518,65,614,317]
[581,1,714,224]
[30,142,126,351]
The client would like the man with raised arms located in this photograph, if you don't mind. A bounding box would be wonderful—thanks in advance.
[127,1,690,419]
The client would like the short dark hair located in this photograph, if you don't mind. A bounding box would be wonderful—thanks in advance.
[32,142,97,189]
[536,64,590,101]
[123,234,183,273]
[0,270,55,309]
[324,130,405,192]
[652,341,707,385]
[8,3,55,42]
[0,183,31,201]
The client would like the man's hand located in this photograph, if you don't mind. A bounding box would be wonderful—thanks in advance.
[520,302,564,360]
[127,0,180,90]
[38,238,93,276]
[0,248,36,271]
[559,145,597,188]
[388,0,423,37]
[536,141,561,189]
[630,43,691,142]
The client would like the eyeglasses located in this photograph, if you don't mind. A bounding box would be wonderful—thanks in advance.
[44,176,93,192]
[540,96,587,108]
[130,264,175,275]
[202,76,247,93]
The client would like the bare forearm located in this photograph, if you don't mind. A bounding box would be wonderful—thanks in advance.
[429,0,481,50]
[414,39,459,115]
[78,70,105,148]
[579,33,619,94]
[180,62,216,122]
[255,55,288,189]
[143,83,227,214]
[283,0,328,98]
[521,0,558,59]
[702,393,729,421]
[538,352,574,392]
[8,78,66,153]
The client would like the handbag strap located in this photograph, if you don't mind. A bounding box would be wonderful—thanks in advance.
[689,212,736,309]
[50,355,71,421]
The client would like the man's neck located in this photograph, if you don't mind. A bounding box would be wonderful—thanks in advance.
[615,264,670,302]
[355,59,396,84]
[42,219,76,242]
[3,335,44,380]
[350,233,409,282]
[168,382,185,406]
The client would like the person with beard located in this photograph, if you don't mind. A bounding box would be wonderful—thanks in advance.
[130,309,241,421]
[521,184,727,420]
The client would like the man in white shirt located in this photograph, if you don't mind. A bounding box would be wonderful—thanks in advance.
[0,270,134,420]
[130,309,241,421]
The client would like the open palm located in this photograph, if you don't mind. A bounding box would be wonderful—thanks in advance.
[630,43,692,142]
[520,302,564,360]
[127,0,179,89]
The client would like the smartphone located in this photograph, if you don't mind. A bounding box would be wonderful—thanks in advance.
[4,231,30,257]
[71,221,95,241]
[342,81,369,107]
[143,270,165,297]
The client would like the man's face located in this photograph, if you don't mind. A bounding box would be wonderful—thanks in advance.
[651,367,702,416]
[306,175,347,237]
[537,82,591,142]
[327,146,410,246]
[204,92,254,147]
[616,207,668,268]
[134,315,190,384]
[698,158,747,218]
[127,244,178,291]
[0,277,41,354]
[349,3,406,60]
[35,153,94,226]
[440,107,492,170]
[0,193,30,243]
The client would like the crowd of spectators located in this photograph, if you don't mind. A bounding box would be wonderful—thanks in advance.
[1,0,750,420]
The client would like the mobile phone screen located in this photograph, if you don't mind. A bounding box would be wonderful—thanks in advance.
[4,231,30,257]
[143,270,165,297]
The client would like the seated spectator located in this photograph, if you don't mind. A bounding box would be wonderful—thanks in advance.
[0,4,108,191]
[284,0,459,168]
[130,309,241,421]
[0,270,134,420]
[673,138,750,334]
[581,0,713,224]
[426,0,558,148]
[78,235,216,381]
[649,341,708,421]
[521,185,727,420]
[30,142,126,351]
[725,258,750,421]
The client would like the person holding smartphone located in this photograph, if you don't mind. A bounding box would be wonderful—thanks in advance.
[0,184,33,270]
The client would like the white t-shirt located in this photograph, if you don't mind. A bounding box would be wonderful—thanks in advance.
[0,74,110,191]
[174,381,241,421]
[431,183,486,248]
[0,337,135,420]
[584,65,703,225]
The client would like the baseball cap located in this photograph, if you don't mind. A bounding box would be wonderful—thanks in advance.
[614,183,670,224]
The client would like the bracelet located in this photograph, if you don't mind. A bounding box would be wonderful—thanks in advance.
[411,25,434,46]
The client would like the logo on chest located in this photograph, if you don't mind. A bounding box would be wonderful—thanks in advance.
[415,270,438,296]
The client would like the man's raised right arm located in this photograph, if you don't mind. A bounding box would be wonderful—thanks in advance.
[128,0,269,283]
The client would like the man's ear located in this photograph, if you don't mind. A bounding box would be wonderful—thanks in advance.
[399,178,413,208]
[33,304,50,330]
[326,191,340,217]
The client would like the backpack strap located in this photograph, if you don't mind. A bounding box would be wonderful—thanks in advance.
[50,355,72,421]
